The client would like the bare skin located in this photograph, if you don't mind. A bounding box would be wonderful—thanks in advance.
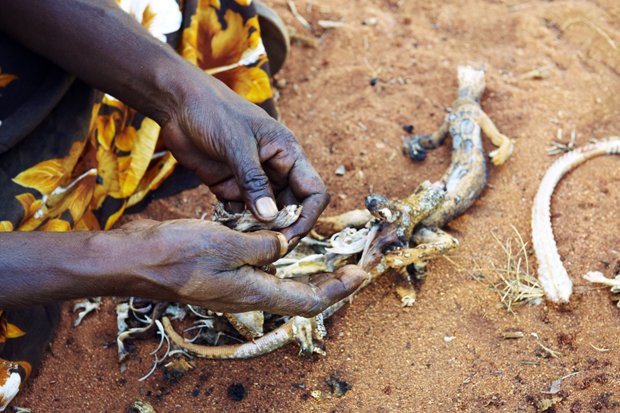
[0,0,364,311]
[0,220,365,316]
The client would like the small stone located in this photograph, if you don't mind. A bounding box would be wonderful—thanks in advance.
[335,165,346,176]
[275,78,287,89]
[402,124,415,134]
[444,335,456,343]
[362,17,378,26]
[326,375,351,397]
[227,383,246,401]
[369,77,378,86]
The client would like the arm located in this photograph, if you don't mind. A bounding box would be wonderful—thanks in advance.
[0,220,366,315]
[0,0,329,237]
[0,0,183,125]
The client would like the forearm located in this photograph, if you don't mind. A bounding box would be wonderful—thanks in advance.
[0,231,154,308]
[0,0,196,124]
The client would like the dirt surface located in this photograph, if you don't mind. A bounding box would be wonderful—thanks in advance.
[15,0,620,411]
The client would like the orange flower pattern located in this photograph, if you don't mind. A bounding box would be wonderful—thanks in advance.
[0,0,275,407]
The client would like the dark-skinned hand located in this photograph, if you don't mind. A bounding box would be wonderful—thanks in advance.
[121,219,366,316]
[161,72,329,243]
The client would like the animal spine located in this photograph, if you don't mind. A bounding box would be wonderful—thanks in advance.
[532,138,620,303]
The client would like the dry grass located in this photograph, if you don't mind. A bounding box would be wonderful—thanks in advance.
[442,226,544,314]
[490,225,544,313]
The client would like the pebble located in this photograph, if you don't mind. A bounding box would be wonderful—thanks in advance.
[335,165,346,176]
[227,383,246,401]
[362,17,378,26]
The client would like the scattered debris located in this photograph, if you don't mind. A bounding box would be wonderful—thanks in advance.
[583,271,620,305]
[288,27,318,48]
[73,297,102,327]
[542,371,580,394]
[364,58,381,87]
[589,343,611,352]
[310,375,352,400]
[126,400,157,413]
[362,17,378,26]
[327,375,352,397]
[310,389,330,400]
[519,64,553,80]
[561,17,617,51]
[318,20,345,29]
[532,333,562,358]
[536,395,563,412]
[502,331,525,339]
[335,164,346,176]
[227,383,246,401]
[163,305,187,321]
[287,0,311,30]
[162,357,194,384]
[546,128,576,155]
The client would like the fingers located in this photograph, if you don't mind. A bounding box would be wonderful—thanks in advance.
[279,157,330,242]
[238,230,288,266]
[227,138,279,222]
[241,264,367,317]
[254,124,328,240]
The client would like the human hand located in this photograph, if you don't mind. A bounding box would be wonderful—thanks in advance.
[121,219,366,316]
[160,71,329,242]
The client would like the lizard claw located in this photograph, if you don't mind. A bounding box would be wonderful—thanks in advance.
[489,141,514,165]
[404,135,430,161]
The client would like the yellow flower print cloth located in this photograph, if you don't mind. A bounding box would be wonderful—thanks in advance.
[0,0,276,409]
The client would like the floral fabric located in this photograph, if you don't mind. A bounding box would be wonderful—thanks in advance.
[0,0,275,409]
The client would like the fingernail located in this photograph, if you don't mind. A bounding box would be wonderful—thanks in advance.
[256,197,278,220]
[275,233,288,257]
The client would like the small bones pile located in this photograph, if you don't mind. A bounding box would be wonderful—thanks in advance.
[532,138,620,303]
[115,65,513,369]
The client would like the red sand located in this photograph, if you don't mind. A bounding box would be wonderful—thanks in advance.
[15,0,620,411]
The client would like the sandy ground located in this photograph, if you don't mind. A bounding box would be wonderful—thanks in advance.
[14,0,620,411]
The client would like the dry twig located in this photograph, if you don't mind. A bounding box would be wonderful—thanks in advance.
[491,226,544,312]
[562,17,617,51]
[287,0,312,30]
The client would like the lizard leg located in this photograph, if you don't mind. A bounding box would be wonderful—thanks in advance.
[393,268,417,307]
[404,118,450,161]
[385,227,459,269]
[477,110,514,166]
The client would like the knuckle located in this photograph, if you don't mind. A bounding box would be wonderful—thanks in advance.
[247,232,280,260]
[300,292,325,317]
[239,166,270,193]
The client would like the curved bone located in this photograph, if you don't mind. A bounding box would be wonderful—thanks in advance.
[164,316,296,359]
[532,138,620,303]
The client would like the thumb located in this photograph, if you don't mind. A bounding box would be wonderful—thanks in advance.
[228,145,278,222]
[239,230,288,267]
